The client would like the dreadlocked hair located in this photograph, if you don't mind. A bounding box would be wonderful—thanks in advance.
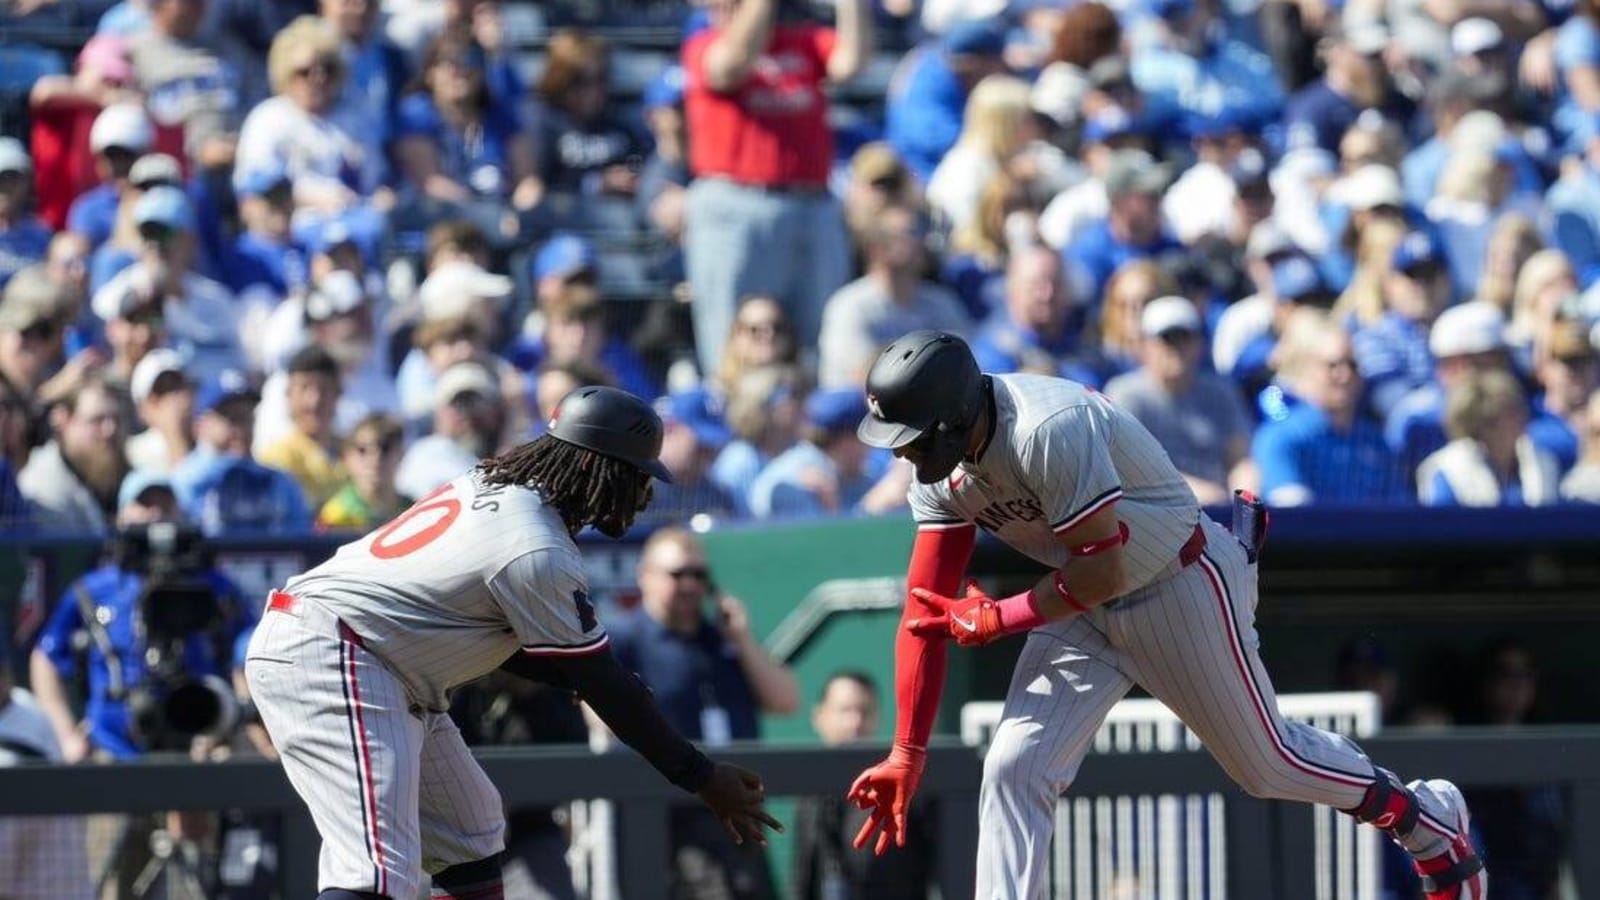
[477,434,648,537]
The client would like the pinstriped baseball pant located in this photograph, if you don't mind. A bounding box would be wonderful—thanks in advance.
[246,599,505,898]
[975,517,1463,900]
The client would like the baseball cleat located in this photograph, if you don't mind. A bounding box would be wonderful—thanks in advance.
[1411,779,1488,900]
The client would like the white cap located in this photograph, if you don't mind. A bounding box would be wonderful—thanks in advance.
[129,153,182,188]
[434,362,501,407]
[130,348,188,405]
[1450,110,1507,152]
[1451,17,1504,56]
[89,103,153,154]
[418,261,514,322]
[1141,295,1204,337]
[1429,301,1506,358]
[1245,220,1294,260]
[1337,164,1404,211]
[1341,19,1391,56]
[0,137,31,175]
[304,270,367,322]
[1031,63,1090,128]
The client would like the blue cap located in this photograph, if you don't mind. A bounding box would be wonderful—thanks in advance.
[1083,108,1141,143]
[235,161,291,197]
[534,233,598,282]
[118,470,175,511]
[657,388,731,449]
[134,185,194,231]
[194,369,258,418]
[1145,0,1195,17]
[1271,255,1330,302]
[1186,107,1257,141]
[304,218,357,256]
[1492,137,1523,165]
[1392,230,1443,274]
[643,65,686,111]
[942,19,1007,57]
[806,388,870,433]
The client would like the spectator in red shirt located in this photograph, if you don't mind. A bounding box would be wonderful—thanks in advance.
[682,0,872,380]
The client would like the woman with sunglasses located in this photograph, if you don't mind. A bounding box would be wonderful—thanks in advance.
[317,413,410,531]
[534,30,647,200]
[235,17,376,215]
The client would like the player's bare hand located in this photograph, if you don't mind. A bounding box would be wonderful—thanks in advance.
[697,762,784,846]
[718,595,750,640]
[906,581,1004,646]
[846,743,926,855]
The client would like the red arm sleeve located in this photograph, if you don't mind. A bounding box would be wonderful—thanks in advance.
[894,523,977,748]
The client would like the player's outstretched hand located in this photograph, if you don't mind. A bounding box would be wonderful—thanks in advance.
[697,762,784,846]
[846,743,926,855]
[906,581,1004,646]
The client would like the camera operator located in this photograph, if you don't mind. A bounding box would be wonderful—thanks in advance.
[28,469,257,900]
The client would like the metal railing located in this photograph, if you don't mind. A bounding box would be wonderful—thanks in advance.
[2,728,1597,899]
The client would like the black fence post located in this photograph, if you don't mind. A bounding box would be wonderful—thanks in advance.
[279,809,320,897]
[616,798,672,896]
[1271,801,1319,899]
[1225,796,1276,900]
[938,789,980,898]
[1569,780,1600,897]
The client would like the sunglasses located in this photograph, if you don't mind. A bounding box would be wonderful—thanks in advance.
[350,438,400,456]
[665,566,711,582]
[294,59,339,80]
[139,223,178,245]
[738,319,785,337]
[126,306,165,328]
[1324,356,1358,373]
[19,321,59,342]
[150,370,192,396]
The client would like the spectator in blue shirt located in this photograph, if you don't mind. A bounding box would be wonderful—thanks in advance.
[642,388,742,527]
[972,244,1097,382]
[0,377,29,530]
[323,0,410,190]
[885,19,1009,183]
[1282,21,1392,156]
[1252,310,1411,505]
[1129,0,1283,135]
[0,140,55,290]
[170,370,312,535]
[1064,151,1183,305]
[1386,301,1515,470]
[68,103,153,250]
[1553,0,1600,141]
[534,30,648,198]
[748,389,889,519]
[637,64,691,282]
[1527,317,1599,470]
[606,527,798,899]
[1352,230,1454,419]
[1418,369,1563,506]
[225,163,309,301]
[1231,254,1339,400]
[29,471,255,761]
[1545,112,1600,285]
[1401,74,1482,210]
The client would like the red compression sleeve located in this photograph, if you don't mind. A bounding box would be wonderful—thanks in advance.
[895,524,977,747]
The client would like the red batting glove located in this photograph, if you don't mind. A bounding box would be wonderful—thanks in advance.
[846,743,926,855]
[906,581,1004,646]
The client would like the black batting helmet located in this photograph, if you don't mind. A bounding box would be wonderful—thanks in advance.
[548,386,673,482]
[858,331,985,483]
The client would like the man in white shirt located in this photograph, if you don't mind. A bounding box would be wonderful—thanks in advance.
[397,362,508,499]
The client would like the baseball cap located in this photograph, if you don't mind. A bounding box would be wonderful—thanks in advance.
[134,185,195,231]
[1087,55,1134,91]
[1428,301,1505,358]
[1450,110,1507,153]
[1452,17,1504,56]
[1140,295,1204,338]
[1333,19,1390,56]
[77,35,134,86]
[1186,107,1256,141]
[304,218,359,257]
[941,19,1007,57]
[1337,164,1403,212]
[643,64,685,111]
[90,103,153,154]
[1271,255,1333,304]
[806,388,870,433]
[304,270,367,323]
[657,388,732,449]
[1391,230,1443,275]
[1245,221,1295,261]
[1030,63,1089,128]
[235,161,292,198]
[434,362,501,407]
[129,153,182,190]
[851,142,909,188]
[117,470,176,512]
[419,261,514,322]
[1103,150,1171,197]
[533,233,599,283]
[0,266,67,332]
[130,348,189,405]
[194,369,259,418]
[1084,107,1142,144]
[0,138,32,176]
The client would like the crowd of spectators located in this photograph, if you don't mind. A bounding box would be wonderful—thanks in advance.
[2,0,1600,546]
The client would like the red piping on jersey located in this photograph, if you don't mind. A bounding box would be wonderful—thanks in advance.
[343,634,389,893]
[1195,554,1378,793]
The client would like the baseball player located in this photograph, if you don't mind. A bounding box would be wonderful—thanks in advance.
[245,386,781,900]
[845,331,1487,900]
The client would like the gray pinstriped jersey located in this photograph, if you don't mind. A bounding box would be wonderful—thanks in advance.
[909,373,1202,592]
[285,470,605,711]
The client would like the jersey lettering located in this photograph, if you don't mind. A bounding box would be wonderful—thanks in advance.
[371,484,463,559]
[973,496,1047,532]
